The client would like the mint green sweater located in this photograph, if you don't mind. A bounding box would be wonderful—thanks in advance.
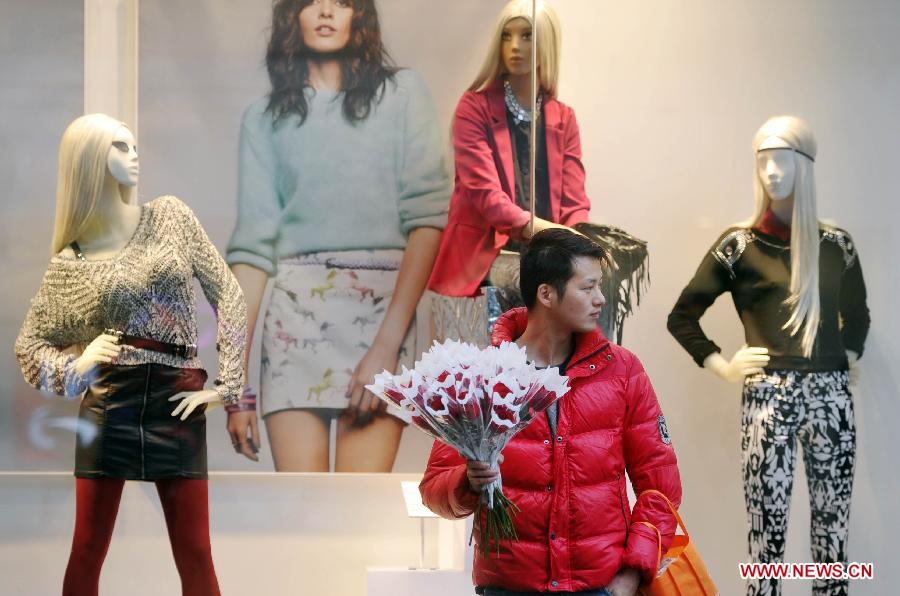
[227,69,450,275]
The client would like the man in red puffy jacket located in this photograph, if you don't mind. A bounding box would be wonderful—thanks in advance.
[420,229,682,595]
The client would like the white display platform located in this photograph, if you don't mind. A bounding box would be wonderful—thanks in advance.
[0,472,468,596]
[367,567,473,596]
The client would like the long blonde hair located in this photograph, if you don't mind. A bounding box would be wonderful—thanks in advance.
[469,0,561,98]
[743,115,820,357]
[52,113,134,254]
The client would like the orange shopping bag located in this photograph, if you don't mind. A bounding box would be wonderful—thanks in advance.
[636,490,718,596]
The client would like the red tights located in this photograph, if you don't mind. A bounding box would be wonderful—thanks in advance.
[62,477,221,596]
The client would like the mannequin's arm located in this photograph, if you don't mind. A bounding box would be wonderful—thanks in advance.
[838,236,867,388]
[558,107,591,226]
[15,275,91,398]
[519,216,583,240]
[172,198,247,405]
[846,350,860,386]
[451,94,530,234]
[667,247,732,366]
[839,244,869,359]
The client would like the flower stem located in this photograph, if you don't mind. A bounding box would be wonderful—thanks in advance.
[470,486,521,556]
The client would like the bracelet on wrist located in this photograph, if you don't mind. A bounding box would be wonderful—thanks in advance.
[225,387,257,414]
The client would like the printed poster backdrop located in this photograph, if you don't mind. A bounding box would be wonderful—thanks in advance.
[138,0,508,473]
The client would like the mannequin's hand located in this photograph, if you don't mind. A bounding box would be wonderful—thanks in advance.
[522,218,586,240]
[549,222,585,237]
[704,346,770,383]
[847,350,860,388]
[73,333,122,378]
[345,341,398,427]
[169,389,220,421]
[227,409,260,461]
[606,567,641,596]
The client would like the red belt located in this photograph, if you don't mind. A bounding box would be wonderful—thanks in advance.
[106,329,198,359]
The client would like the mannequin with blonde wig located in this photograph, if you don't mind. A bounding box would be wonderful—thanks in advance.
[668,115,869,596]
[469,0,561,98]
[16,113,247,595]
[745,115,821,357]
[52,113,135,254]
[428,0,594,335]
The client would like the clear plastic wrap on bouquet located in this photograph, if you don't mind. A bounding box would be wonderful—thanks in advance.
[366,339,570,554]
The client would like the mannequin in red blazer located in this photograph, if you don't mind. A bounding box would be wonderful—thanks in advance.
[427,0,591,300]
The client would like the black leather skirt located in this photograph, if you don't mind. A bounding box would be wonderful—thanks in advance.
[75,363,208,480]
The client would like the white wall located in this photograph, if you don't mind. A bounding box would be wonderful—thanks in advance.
[554,2,899,594]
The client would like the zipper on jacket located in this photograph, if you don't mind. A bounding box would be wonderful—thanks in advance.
[617,472,629,538]
[139,364,151,479]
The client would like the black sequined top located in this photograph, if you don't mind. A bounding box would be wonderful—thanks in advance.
[667,224,869,371]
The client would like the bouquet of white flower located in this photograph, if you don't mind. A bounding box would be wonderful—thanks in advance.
[367,339,570,554]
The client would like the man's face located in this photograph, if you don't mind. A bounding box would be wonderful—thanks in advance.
[547,256,606,334]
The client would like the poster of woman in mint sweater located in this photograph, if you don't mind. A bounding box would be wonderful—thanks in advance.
[224,0,451,472]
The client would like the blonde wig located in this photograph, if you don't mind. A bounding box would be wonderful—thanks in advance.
[469,0,561,98]
[743,115,820,357]
[52,113,134,255]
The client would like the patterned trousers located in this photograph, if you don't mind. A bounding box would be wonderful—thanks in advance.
[741,370,856,596]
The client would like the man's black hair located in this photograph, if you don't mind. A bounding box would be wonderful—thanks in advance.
[519,228,608,309]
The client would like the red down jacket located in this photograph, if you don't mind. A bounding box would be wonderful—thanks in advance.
[420,308,682,592]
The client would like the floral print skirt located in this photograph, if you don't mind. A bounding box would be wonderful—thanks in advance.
[260,250,415,420]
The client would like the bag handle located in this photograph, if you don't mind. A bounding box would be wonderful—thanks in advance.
[636,489,689,540]
[633,489,689,573]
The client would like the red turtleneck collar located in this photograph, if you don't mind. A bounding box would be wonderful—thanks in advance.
[755,207,792,241]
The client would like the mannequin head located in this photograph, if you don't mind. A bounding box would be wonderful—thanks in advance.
[752,116,817,207]
[266,0,394,124]
[52,113,136,254]
[747,115,820,356]
[755,137,796,201]
[470,0,561,98]
[501,18,533,78]
[107,126,139,188]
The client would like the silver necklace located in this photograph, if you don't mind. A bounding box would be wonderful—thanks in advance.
[504,79,541,125]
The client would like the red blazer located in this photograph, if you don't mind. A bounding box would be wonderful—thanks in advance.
[420,308,682,591]
[427,82,592,296]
